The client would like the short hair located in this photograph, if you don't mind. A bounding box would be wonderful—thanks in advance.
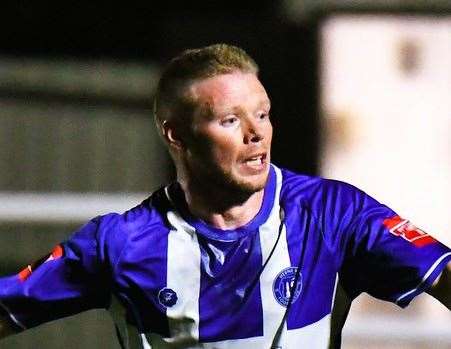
[153,43,259,132]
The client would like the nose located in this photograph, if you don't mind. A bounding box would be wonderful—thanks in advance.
[243,119,264,144]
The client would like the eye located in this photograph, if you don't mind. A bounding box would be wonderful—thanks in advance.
[258,112,270,120]
[220,116,239,127]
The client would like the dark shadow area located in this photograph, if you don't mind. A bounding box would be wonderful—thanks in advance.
[0,3,319,175]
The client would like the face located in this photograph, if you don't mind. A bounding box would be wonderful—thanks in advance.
[180,71,273,194]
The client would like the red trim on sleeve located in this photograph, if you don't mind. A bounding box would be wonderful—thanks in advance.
[18,266,32,282]
[383,215,437,248]
[51,245,64,259]
[17,244,64,282]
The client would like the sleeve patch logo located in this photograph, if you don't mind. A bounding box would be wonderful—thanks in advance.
[18,244,64,282]
[383,215,436,247]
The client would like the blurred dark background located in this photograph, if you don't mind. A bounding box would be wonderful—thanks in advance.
[0,2,320,176]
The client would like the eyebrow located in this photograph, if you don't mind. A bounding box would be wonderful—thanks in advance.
[215,99,271,115]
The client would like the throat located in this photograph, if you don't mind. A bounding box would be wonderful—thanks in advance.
[183,184,265,230]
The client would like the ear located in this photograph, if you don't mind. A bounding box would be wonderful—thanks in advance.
[161,120,185,150]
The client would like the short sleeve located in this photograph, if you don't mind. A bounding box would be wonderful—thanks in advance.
[328,182,451,308]
[0,217,111,330]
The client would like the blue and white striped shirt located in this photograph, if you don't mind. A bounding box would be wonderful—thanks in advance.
[1,165,450,348]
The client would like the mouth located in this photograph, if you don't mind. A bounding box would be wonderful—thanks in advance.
[242,153,268,171]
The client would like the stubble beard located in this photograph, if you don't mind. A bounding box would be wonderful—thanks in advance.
[198,168,268,204]
[187,161,268,205]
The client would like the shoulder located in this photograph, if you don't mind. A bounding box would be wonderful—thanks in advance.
[86,186,172,261]
[276,166,393,230]
[278,167,368,210]
[104,189,169,229]
[276,166,397,252]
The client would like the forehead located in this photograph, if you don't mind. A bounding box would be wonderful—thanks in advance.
[187,72,270,114]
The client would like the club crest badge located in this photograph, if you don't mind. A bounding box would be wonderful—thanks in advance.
[158,287,178,307]
[273,267,302,307]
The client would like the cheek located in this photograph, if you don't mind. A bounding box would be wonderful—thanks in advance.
[190,132,238,164]
[266,122,273,140]
[210,137,239,162]
[198,127,241,155]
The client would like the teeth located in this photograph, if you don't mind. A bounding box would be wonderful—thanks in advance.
[246,156,262,165]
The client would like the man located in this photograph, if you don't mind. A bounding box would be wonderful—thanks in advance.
[0,43,449,348]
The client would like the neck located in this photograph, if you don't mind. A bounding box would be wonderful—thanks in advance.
[178,178,265,230]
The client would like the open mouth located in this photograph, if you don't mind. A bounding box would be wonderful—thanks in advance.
[243,153,267,168]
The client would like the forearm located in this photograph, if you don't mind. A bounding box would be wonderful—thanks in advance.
[427,261,451,310]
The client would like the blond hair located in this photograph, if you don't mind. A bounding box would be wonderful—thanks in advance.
[153,43,259,131]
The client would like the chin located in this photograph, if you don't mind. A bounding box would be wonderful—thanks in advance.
[228,171,269,195]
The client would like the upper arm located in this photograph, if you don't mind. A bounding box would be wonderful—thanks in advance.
[427,261,451,310]
[0,217,111,331]
[323,181,451,307]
